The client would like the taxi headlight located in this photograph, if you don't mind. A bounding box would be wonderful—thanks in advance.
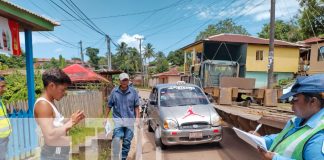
[211,115,221,126]
[163,119,178,129]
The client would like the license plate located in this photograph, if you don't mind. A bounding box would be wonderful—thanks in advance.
[189,132,203,139]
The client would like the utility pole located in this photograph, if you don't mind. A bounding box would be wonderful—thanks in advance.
[136,37,145,87]
[267,0,275,89]
[79,41,84,65]
[106,35,112,70]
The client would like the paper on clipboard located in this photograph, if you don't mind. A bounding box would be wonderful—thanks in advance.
[233,127,268,151]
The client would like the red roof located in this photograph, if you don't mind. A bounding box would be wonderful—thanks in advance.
[63,64,109,83]
[302,37,324,44]
[204,34,301,47]
[153,67,181,77]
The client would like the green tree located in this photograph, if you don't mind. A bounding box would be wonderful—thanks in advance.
[58,55,67,69]
[98,56,107,67]
[43,57,60,69]
[86,47,100,69]
[155,51,169,73]
[144,43,155,64]
[298,0,324,38]
[128,47,142,73]
[2,71,43,104]
[0,52,26,69]
[71,57,82,61]
[167,50,184,66]
[258,20,303,42]
[196,18,250,41]
[115,42,129,72]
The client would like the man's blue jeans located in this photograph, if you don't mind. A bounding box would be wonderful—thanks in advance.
[112,127,134,160]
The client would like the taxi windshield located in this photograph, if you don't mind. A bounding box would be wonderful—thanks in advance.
[159,86,209,107]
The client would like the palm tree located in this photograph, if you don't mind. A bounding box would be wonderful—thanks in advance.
[116,42,129,71]
[144,43,155,74]
[144,43,155,61]
[128,47,141,72]
[116,42,128,57]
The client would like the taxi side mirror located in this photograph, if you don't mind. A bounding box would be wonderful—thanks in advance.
[205,93,214,103]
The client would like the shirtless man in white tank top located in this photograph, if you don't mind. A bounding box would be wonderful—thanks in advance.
[34,68,85,160]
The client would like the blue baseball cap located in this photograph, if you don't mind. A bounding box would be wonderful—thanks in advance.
[280,74,324,100]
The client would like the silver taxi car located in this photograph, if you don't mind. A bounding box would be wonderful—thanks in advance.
[147,82,222,149]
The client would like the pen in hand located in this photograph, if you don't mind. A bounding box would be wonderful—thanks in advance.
[253,124,262,135]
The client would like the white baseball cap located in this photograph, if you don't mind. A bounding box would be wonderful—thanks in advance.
[119,73,130,81]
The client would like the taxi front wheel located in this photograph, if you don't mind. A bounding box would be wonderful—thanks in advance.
[154,127,167,150]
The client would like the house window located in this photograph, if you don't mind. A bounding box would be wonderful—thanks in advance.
[318,46,324,61]
[256,50,264,61]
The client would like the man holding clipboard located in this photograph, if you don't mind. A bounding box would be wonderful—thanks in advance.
[250,74,324,160]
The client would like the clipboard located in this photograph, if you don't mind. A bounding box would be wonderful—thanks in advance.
[233,127,268,151]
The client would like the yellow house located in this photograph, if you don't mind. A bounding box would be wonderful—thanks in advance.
[301,37,324,75]
[181,34,301,88]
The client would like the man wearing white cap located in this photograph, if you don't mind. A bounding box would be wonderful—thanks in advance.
[105,73,140,160]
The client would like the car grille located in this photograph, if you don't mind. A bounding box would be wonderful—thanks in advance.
[180,122,210,130]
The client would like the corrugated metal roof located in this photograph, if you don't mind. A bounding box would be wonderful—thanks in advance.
[153,67,181,77]
[1,0,59,26]
[302,37,324,44]
[205,34,301,47]
[63,64,110,83]
[181,33,302,50]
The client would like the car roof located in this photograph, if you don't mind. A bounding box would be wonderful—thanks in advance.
[154,83,199,90]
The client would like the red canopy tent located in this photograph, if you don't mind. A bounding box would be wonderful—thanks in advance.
[63,64,109,83]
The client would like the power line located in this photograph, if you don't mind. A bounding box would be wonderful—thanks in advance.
[29,0,92,38]
[58,0,193,22]
[65,0,119,47]
[65,0,106,35]
[307,5,324,28]
[49,0,105,36]
[143,0,220,38]
[46,32,79,48]
[59,0,105,35]
[145,0,252,38]
[161,0,238,51]
[37,32,78,49]
[161,0,266,52]
[127,0,189,32]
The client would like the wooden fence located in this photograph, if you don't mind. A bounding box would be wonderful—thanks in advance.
[55,91,104,118]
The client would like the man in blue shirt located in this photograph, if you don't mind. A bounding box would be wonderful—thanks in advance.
[252,74,324,160]
[105,73,140,160]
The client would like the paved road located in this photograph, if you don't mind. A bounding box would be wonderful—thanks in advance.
[138,89,262,160]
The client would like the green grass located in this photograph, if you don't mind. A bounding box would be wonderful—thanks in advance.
[69,127,96,147]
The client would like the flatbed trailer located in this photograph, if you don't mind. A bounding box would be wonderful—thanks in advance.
[214,103,293,135]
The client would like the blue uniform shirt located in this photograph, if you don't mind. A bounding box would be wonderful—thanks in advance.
[108,86,139,119]
[263,108,324,160]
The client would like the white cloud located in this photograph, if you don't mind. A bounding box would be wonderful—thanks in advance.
[243,0,300,21]
[197,8,215,20]
[117,33,144,50]
[54,48,63,54]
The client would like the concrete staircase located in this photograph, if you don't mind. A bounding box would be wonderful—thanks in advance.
[71,133,112,160]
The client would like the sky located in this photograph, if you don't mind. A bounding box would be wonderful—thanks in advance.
[8,0,300,60]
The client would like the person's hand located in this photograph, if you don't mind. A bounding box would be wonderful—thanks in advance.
[71,110,85,126]
[257,146,275,160]
[248,131,261,137]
